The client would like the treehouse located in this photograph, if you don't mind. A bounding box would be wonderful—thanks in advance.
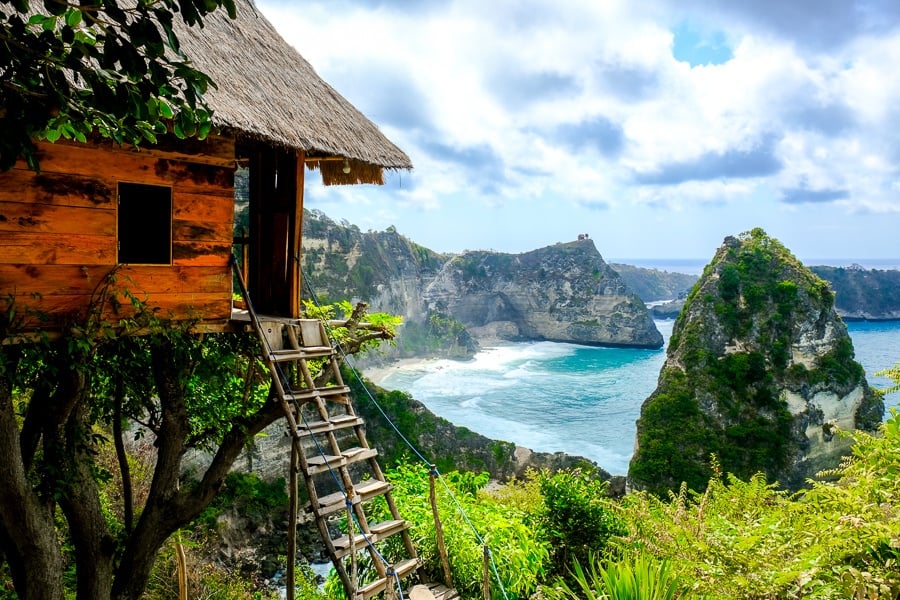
[0,6,467,599]
[0,0,412,334]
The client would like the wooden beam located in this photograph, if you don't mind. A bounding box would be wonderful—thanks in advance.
[291,150,306,318]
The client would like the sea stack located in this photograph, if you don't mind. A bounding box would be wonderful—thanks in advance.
[629,228,883,495]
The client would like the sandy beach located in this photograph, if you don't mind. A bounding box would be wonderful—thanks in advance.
[358,357,436,386]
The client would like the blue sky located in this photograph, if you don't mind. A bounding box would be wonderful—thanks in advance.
[256,0,900,262]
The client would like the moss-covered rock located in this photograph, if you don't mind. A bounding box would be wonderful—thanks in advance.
[628,228,883,495]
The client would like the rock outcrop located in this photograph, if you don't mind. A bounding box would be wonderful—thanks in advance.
[300,210,662,351]
[628,229,883,495]
[424,240,663,348]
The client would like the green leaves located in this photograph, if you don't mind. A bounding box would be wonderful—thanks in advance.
[1,0,233,170]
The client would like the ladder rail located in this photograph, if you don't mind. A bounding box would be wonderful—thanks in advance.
[231,256,422,599]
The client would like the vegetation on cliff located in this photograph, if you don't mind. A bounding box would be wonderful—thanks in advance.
[811,265,900,319]
[608,263,698,302]
[338,403,900,600]
[629,228,882,496]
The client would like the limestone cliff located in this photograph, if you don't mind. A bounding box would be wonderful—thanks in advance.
[300,211,662,351]
[425,240,663,348]
[628,229,883,495]
[810,265,900,321]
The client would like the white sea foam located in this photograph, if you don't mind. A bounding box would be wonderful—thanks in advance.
[375,320,900,476]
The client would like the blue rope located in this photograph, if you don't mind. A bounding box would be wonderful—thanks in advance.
[232,257,391,576]
[300,268,512,600]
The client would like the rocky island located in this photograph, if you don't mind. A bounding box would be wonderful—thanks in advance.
[629,229,883,495]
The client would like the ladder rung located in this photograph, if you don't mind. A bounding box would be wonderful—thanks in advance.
[269,347,333,362]
[332,532,369,557]
[354,558,420,600]
[331,520,410,559]
[285,386,351,404]
[368,519,408,537]
[295,415,364,438]
[305,454,345,475]
[354,479,393,501]
[342,447,378,464]
[312,480,392,516]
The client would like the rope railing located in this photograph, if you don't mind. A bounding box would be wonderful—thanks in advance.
[231,257,402,600]
[301,268,511,600]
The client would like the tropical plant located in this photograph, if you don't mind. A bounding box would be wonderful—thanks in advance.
[0,0,236,170]
[543,553,690,600]
[350,462,550,599]
[536,468,624,575]
[0,285,395,599]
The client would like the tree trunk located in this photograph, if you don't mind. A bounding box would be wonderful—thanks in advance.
[56,396,117,600]
[0,348,66,599]
[111,341,282,600]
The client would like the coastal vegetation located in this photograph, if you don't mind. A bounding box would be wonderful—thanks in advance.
[237,390,896,599]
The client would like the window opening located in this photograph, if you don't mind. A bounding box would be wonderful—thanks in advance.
[117,182,172,265]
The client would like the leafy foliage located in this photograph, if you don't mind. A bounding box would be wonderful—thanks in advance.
[358,462,550,599]
[536,468,624,574]
[617,409,900,599]
[543,553,690,600]
[0,0,236,170]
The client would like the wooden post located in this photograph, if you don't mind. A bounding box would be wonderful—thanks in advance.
[287,439,300,600]
[290,150,305,318]
[429,466,453,588]
[176,540,187,600]
[482,545,491,600]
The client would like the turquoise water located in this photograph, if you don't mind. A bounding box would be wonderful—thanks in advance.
[378,320,900,475]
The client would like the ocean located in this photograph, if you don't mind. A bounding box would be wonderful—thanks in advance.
[376,319,900,476]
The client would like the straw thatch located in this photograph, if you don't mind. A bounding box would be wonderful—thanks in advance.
[175,0,412,182]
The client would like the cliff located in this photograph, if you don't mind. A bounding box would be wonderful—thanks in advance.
[623,264,900,321]
[300,211,662,351]
[810,265,900,321]
[424,241,663,348]
[609,263,697,302]
[629,229,883,495]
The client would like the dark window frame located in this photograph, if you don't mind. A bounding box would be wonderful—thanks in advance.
[117,182,173,265]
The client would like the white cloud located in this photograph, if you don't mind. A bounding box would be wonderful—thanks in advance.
[258,0,900,258]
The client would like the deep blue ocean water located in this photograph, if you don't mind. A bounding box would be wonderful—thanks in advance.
[378,319,900,475]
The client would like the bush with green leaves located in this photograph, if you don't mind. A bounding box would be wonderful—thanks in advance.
[536,468,625,574]
[350,462,550,599]
[616,406,900,599]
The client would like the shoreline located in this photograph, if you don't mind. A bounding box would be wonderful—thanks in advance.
[359,357,438,386]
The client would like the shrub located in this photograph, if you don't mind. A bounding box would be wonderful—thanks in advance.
[536,469,625,574]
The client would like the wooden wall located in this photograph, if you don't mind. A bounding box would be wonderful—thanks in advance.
[0,140,236,331]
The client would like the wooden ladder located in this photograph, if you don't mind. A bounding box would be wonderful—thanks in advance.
[246,310,422,599]
[230,257,421,599]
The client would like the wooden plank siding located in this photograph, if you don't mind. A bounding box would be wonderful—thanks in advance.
[0,140,237,331]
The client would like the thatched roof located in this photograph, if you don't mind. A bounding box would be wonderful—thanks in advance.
[175,0,412,183]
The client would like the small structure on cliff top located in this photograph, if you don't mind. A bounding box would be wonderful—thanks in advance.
[629,228,883,496]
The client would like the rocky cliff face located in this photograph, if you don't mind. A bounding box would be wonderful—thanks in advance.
[810,265,900,320]
[301,211,662,350]
[425,240,663,348]
[629,229,883,495]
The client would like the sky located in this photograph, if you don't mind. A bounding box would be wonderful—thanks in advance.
[255,0,900,263]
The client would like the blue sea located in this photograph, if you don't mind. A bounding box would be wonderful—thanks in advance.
[378,319,900,476]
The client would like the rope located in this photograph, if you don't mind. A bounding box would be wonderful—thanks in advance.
[231,257,393,588]
[301,268,511,600]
